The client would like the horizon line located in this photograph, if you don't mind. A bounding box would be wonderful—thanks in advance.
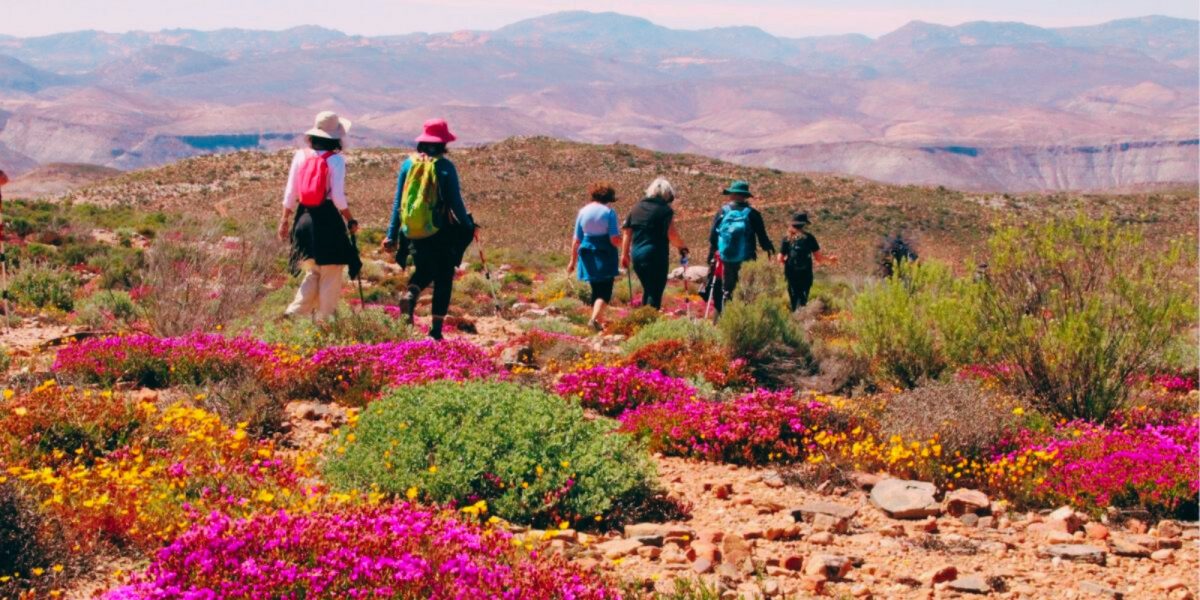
[1,10,1195,42]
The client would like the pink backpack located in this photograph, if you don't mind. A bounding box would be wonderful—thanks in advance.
[296,150,334,207]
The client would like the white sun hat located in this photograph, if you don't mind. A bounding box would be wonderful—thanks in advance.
[305,111,352,140]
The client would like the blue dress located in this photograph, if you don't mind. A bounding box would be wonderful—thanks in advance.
[574,203,620,283]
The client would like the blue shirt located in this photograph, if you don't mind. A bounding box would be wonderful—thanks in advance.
[574,202,619,239]
[385,155,471,242]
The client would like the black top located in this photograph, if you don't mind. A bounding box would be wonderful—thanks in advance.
[780,232,820,274]
[707,201,775,262]
[623,197,675,263]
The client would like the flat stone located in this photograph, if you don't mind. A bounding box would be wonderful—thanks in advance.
[1080,581,1124,599]
[1040,544,1107,565]
[596,538,643,559]
[783,556,804,571]
[721,534,753,570]
[793,501,859,522]
[870,479,941,519]
[959,513,980,528]
[1150,549,1174,562]
[923,565,958,585]
[624,523,694,540]
[948,575,991,594]
[809,532,834,545]
[692,558,714,574]
[944,488,990,517]
[1110,538,1151,558]
[812,513,850,534]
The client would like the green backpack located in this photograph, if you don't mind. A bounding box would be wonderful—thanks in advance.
[400,154,442,240]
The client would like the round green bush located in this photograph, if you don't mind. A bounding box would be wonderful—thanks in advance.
[323,381,657,527]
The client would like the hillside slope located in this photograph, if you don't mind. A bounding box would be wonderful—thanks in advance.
[58,138,1198,274]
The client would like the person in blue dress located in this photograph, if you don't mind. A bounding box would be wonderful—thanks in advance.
[567,182,623,332]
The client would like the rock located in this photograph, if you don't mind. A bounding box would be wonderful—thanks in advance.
[1085,523,1110,540]
[809,532,834,545]
[1157,521,1182,538]
[1040,544,1107,565]
[878,524,906,537]
[761,578,781,597]
[596,538,642,559]
[637,546,662,560]
[805,554,852,581]
[499,345,534,367]
[1150,549,1174,562]
[850,583,871,597]
[923,565,958,585]
[783,556,804,571]
[1110,538,1151,558]
[849,472,882,491]
[949,576,992,594]
[1048,506,1084,534]
[761,470,785,488]
[944,489,990,517]
[721,534,753,571]
[920,517,939,534]
[800,575,825,593]
[716,562,739,585]
[713,483,734,500]
[1079,581,1124,599]
[661,545,688,564]
[692,558,714,574]
[812,513,850,534]
[1159,578,1188,592]
[793,501,859,522]
[959,513,980,528]
[977,516,995,529]
[689,541,720,563]
[870,479,941,519]
[765,524,802,541]
[521,308,550,319]
[133,388,159,403]
[1125,518,1149,534]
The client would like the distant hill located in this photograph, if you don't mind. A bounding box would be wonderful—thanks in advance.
[4,162,121,198]
[55,137,1198,275]
[0,12,1195,191]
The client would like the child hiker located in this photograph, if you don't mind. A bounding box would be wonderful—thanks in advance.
[777,211,823,311]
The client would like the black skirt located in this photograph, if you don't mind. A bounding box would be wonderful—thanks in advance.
[289,200,359,274]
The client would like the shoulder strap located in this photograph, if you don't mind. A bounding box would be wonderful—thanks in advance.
[319,151,334,160]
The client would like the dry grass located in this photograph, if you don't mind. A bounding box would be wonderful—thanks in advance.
[880,379,1021,458]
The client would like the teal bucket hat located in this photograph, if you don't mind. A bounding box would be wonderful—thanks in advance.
[722,180,753,197]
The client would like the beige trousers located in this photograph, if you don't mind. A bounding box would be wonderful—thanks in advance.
[285,262,345,320]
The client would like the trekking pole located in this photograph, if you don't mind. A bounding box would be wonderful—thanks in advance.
[474,229,502,315]
[349,227,365,311]
[680,252,691,319]
[702,255,721,321]
[626,268,635,306]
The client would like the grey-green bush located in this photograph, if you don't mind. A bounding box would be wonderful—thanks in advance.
[979,214,1195,421]
[719,295,813,388]
[623,317,722,354]
[9,265,77,312]
[76,290,138,330]
[850,260,982,389]
[323,381,658,526]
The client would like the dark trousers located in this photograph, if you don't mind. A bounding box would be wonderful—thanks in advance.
[589,279,614,304]
[713,260,744,314]
[408,233,457,317]
[787,270,814,312]
[632,257,669,309]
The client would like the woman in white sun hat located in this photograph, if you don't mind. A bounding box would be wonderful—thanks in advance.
[278,110,362,320]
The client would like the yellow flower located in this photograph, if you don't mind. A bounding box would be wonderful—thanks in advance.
[52,565,63,573]
[32,568,45,576]
[406,487,418,500]
[1012,407,1025,416]
[559,521,569,530]
[560,460,570,469]
[12,407,27,417]
[428,465,438,474]
[2,389,13,400]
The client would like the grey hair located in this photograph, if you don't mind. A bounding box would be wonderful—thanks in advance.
[644,177,675,202]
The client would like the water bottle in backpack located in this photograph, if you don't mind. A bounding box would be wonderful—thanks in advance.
[717,205,754,263]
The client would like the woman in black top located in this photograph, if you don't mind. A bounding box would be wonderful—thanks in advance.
[621,177,688,309]
[778,211,822,311]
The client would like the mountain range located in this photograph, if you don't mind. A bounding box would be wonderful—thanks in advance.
[0,11,1196,192]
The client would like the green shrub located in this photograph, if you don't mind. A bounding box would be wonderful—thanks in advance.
[623,317,722,355]
[850,260,982,389]
[606,305,661,337]
[324,381,657,526]
[9,266,77,311]
[76,290,138,330]
[979,215,1195,421]
[256,306,412,349]
[518,317,587,338]
[532,274,589,305]
[719,296,813,388]
[731,259,785,305]
[0,347,10,373]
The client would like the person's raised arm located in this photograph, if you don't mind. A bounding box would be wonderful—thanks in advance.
[621,228,632,269]
[667,220,688,258]
[752,210,775,256]
[383,159,410,249]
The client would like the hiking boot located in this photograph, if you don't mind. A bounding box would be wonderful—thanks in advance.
[398,290,417,324]
[588,319,604,333]
[429,316,445,341]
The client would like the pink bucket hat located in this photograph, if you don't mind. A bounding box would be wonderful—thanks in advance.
[415,118,457,144]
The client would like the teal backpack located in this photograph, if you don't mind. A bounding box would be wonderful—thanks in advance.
[717,205,754,263]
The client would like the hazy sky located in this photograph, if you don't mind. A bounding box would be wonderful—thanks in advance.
[2,0,1196,38]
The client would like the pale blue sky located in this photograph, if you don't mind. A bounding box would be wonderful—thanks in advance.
[2,0,1196,38]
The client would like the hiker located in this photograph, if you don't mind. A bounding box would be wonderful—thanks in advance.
[877,231,918,278]
[707,179,774,314]
[278,111,361,320]
[382,118,475,341]
[777,211,823,311]
[567,182,622,331]
[621,177,689,310]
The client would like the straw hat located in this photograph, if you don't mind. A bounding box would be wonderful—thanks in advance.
[305,111,351,140]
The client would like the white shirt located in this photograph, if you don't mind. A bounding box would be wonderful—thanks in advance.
[282,149,348,210]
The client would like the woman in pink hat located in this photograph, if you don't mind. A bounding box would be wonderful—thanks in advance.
[383,119,475,341]
[279,111,361,320]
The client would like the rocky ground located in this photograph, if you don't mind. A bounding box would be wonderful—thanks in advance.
[282,396,1199,600]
